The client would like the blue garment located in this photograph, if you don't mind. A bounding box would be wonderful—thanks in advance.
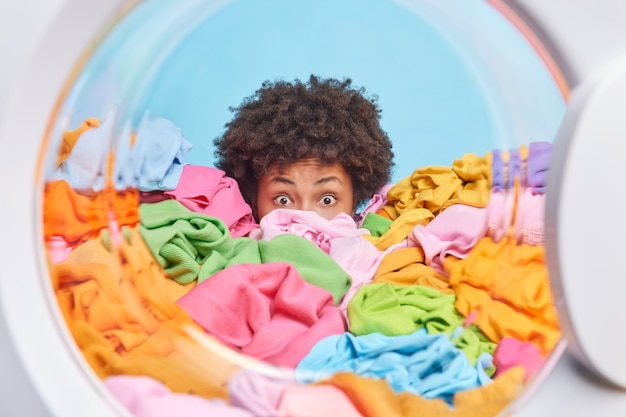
[52,110,114,193]
[132,113,192,192]
[295,329,493,404]
[112,121,135,190]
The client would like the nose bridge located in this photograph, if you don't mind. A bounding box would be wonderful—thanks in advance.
[297,197,316,212]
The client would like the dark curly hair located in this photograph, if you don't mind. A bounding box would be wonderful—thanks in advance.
[213,75,394,216]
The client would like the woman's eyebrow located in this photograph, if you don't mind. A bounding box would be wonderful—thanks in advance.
[314,176,342,186]
[270,176,296,185]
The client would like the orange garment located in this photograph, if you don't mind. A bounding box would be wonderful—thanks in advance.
[321,367,524,417]
[382,153,492,220]
[374,247,453,294]
[50,226,234,399]
[43,180,139,246]
[447,235,560,355]
[364,208,434,251]
[56,117,101,167]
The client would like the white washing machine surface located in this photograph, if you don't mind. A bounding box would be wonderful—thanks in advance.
[1,1,626,416]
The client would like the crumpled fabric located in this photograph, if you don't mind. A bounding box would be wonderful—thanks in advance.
[104,375,253,417]
[448,235,560,354]
[513,188,545,246]
[164,165,258,238]
[43,179,140,246]
[258,209,382,309]
[347,283,496,366]
[355,184,393,226]
[526,141,552,194]
[52,113,114,194]
[382,153,492,220]
[278,384,365,417]
[493,337,546,383]
[55,117,100,167]
[131,113,192,192]
[177,262,346,368]
[295,329,493,405]
[228,369,296,416]
[408,204,488,275]
[51,226,234,399]
[319,368,524,417]
[139,200,351,302]
[228,367,365,417]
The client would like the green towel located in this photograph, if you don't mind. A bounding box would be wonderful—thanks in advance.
[359,212,393,237]
[347,282,496,366]
[139,200,351,303]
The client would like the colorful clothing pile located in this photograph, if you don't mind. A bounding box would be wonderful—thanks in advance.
[45,116,559,417]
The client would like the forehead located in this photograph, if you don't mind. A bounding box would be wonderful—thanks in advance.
[266,158,350,181]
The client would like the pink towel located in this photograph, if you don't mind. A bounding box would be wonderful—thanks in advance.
[164,165,259,237]
[177,262,346,368]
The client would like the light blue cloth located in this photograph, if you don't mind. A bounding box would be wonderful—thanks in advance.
[132,113,192,191]
[52,110,114,193]
[112,121,135,190]
[295,329,493,404]
[53,112,191,192]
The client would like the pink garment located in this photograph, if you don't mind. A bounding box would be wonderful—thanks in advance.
[258,209,383,310]
[408,204,488,274]
[104,375,253,417]
[164,164,259,238]
[356,184,393,226]
[228,369,296,416]
[277,384,364,417]
[177,262,346,368]
[486,189,514,243]
[46,236,72,263]
[493,337,546,383]
[513,188,545,246]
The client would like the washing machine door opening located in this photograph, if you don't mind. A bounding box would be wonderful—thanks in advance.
[18,0,571,415]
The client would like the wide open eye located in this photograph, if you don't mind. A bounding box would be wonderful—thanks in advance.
[273,195,293,206]
[318,195,337,207]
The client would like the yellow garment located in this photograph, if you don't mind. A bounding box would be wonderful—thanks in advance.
[447,235,560,355]
[374,247,453,293]
[364,208,434,251]
[50,226,237,399]
[56,118,101,167]
[321,367,524,417]
[382,153,492,220]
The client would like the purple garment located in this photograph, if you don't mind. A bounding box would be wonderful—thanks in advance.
[526,141,552,194]
[491,149,506,191]
[508,148,524,189]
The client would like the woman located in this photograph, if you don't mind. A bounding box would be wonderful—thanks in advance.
[213,75,395,221]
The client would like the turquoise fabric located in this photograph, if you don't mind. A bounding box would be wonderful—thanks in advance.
[295,329,494,405]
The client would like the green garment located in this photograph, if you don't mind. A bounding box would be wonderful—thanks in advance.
[347,282,496,366]
[139,200,351,304]
[359,212,393,237]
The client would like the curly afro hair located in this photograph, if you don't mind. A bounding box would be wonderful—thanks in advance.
[213,75,395,215]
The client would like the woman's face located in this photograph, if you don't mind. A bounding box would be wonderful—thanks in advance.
[256,158,354,221]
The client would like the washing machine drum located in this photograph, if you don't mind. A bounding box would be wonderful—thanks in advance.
[0,0,623,416]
